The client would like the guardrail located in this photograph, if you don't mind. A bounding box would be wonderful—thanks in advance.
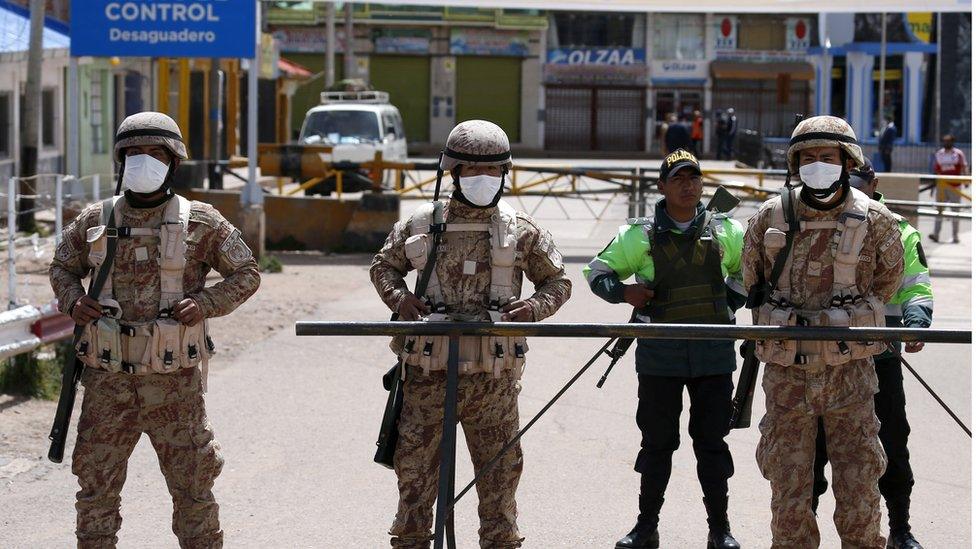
[296,320,971,548]
[0,302,73,361]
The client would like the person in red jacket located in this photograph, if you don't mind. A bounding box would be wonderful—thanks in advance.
[931,134,969,243]
[691,110,704,156]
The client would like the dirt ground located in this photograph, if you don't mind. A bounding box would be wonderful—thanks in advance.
[0,251,370,473]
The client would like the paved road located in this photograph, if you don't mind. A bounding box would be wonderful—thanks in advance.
[1,183,970,548]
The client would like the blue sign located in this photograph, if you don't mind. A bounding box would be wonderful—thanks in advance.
[547,48,646,66]
[70,0,256,58]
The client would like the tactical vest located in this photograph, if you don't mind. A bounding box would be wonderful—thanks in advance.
[75,196,215,381]
[754,188,885,367]
[399,200,528,377]
[641,219,730,324]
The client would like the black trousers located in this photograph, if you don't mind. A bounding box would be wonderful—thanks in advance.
[880,149,893,172]
[635,373,735,500]
[813,355,914,507]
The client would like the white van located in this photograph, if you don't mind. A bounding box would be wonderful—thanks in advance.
[298,91,407,194]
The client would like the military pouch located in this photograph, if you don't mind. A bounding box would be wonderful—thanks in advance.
[845,296,886,360]
[181,320,208,367]
[754,303,799,366]
[158,224,187,308]
[820,307,855,365]
[404,234,430,272]
[150,319,184,373]
[75,322,100,369]
[762,228,788,260]
[93,316,123,373]
[119,322,153,368]
[479,336,529,378]
[86,225,109,267]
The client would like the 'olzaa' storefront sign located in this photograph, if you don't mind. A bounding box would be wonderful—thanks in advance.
[71,0,256,58]
[544,47,648,86]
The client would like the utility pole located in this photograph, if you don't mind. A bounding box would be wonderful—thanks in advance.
[325,2,336,88]
[208,61,223,189]
[344,2,355,80]
[19,0,44,231]
[935,12,942,139]
[877,12,888,133]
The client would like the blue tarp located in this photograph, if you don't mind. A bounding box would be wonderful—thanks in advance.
[0,0,70,54]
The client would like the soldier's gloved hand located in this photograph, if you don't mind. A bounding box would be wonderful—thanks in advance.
[500,300,533,322]
[904,341,925,353]
[623,285,655,309]
[71,296,102,325]
[173,298,204,327]
[397,293,430,321]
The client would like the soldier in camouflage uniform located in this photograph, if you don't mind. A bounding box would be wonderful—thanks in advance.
[370,120,571,548]
[50,112,261,548]
[742,116,904,548]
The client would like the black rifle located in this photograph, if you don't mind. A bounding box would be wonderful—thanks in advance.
[730,185,798,429]
[596,186,740,388]
[374,160,447,468]
[48,200,119,463]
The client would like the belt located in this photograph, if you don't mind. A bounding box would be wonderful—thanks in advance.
[86,363,196,376]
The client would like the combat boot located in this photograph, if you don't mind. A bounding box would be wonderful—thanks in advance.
[886,496,922,549]
[615,523,660,549]
[615,488,664,549]
[703,495,740,549]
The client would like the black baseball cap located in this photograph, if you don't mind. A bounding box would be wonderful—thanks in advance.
[849,158,876,189]
[660,149,703,182]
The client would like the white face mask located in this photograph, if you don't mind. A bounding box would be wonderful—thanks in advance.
[122,154,170,194]
[798,161,843,190]
[458,174,503,207]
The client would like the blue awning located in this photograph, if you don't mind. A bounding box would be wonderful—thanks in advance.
[0,0,70,54]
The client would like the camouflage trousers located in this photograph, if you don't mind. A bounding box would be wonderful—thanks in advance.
[72,366,223,549]
[391,366,524,549]
[757,360,887,549]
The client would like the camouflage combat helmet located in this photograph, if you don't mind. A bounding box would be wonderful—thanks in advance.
[114,111,188,162]
[439,120,512,171]
[786,115,863,173]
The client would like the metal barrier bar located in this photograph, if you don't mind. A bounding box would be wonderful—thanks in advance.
[295,321,970,344]
[885,198,971,209]
[297,319,969,548]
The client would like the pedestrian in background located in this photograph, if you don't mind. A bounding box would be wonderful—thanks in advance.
[931,134,969,243]
[664,114,692,155]
[691,110,704,156]
[878,117,897,172]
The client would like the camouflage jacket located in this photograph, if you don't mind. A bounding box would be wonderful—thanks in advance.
[742,188,904,310]
[50,194,261,323]
[370,199,571,322]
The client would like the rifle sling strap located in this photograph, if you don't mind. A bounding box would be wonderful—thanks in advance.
[766,187,797,297]
[73,200,121,343]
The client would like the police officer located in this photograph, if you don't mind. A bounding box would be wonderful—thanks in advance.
[50,112,261,548]
[742,116,904,548]
[811,159,933,549]
[370,120,571,548]
[584,149,743,549]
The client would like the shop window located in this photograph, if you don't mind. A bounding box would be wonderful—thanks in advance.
[41,88,57,148]
[91,73,106,154]
[738,16,786,51]
[552,12,640,47]
[872,55,903,138]
[652,14,705,60]
[19,89,58,148]
[0,93,9,158]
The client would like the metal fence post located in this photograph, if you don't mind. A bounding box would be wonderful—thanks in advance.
[627,168,640,217]
[92,174,101,202]
[55,175,63,245]
[7,177,17,309]
[432,334,460,549]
